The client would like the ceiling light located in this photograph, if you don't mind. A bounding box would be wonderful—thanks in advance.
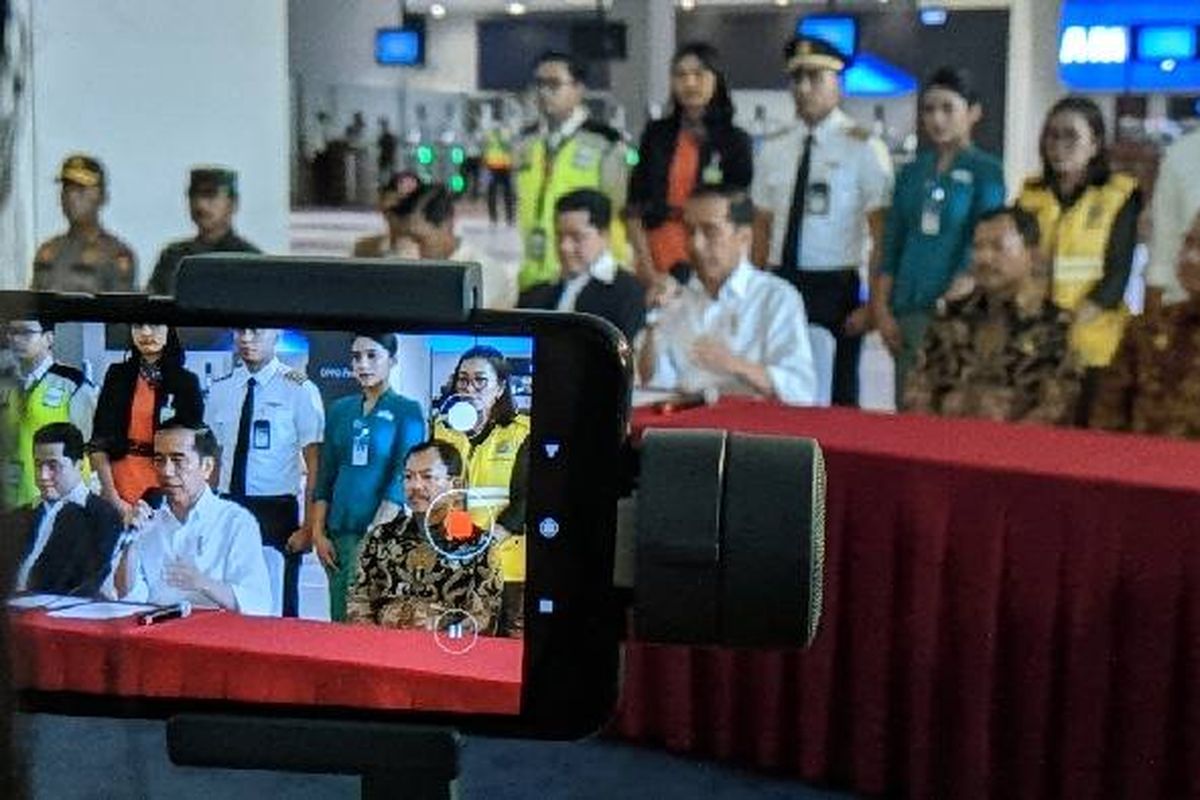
[679,0,696,10]
[774,0,790,6]
[430,3,446,18]
[507,2,526,14]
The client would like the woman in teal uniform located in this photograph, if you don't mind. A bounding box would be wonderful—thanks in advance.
[872,66,1007,407]
[310,332,425,622]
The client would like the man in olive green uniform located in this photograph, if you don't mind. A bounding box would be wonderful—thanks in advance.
[146,167,260,296]
[31,154,136,293]
[516,51,630,291]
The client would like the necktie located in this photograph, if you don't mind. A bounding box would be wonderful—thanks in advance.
[781,133,815,271]
[229,376,256,497]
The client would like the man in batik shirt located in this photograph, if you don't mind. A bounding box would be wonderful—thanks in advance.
[905,206,1082,425]
[346,440,503,633]
[1090,210,1200,439]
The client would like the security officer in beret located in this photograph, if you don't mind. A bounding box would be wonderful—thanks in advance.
[751,35,893,406]
[31,154,136,293]
[146,167,260,296]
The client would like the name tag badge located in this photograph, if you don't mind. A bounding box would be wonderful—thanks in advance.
[921,186,946,237]
[950,169,974,185]
[4,460,21,489]
[527,228,548,262]
[571,145,599,170]
[352,427,370,467]
[806,182,831,216]
[41,387,65,408]
[159,395,176,424]
[252,419,271,450]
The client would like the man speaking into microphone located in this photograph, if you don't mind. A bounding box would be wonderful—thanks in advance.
[110,422,272,616]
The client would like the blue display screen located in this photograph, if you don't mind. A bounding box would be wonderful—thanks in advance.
[1136,25,1198,60]
[797,15,858,58]
[375,27,424,66]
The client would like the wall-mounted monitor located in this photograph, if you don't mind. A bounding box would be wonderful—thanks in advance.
[376,26,425,67]
[1135,25,1198,61]
[797,15,859,59]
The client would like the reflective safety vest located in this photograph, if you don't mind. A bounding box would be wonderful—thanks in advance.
[482,130,513,171]
[515,123,629,290]
[1017,173,1138,367]
[434,415,530,582]
[1,365,91,508]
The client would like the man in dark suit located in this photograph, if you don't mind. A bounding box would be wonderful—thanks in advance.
[9,422,121,596]
[518,189,646,342]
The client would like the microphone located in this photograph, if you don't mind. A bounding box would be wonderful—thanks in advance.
[138,601,193,626]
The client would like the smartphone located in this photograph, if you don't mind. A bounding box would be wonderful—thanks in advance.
[1,290,631,739]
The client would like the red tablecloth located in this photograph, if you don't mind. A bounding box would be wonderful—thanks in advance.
[616,400,1200,799]
[11,609,523,715]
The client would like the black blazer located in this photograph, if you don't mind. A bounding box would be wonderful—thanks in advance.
[628,116,754,230]
[91,358,204,460]
[518,269,646,342]
[9,493,123,596]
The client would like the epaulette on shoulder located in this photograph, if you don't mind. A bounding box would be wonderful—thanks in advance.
[580,119,622,144]
[846,124,873,142]
[47,363,87,387]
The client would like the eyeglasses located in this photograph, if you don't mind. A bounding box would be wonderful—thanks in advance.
[533,78,574,93]
[6,326,44,339]
[455,374,492,391]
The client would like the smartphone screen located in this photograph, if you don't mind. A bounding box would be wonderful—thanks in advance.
[2,296,629,737]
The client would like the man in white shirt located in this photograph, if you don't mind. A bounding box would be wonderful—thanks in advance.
[1147,129,1200,308]
[751,35,893,406]
[112,423,272,615]
[637,185,817,405]
[517,188,645,341]
[391,182,519,309]
[205,328,323,616]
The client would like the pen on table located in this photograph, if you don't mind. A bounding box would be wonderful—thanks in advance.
[138,601,192,626]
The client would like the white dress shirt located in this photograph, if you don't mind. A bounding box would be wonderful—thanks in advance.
[556,251,618,311]
[205,357,324,497]
[15,481,91,591]
[541,106,589,152]
[449,240,519,310]
[752,108,893,269]
[641,260,818,405]
[1148,129,1200,301]
[121,487,272,615]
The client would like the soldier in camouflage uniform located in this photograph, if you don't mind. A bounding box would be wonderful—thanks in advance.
[905,207,1083,425]
[31,154,136,293]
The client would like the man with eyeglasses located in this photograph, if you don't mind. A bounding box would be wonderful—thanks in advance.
[516,50,631,292]
[204,328,324,617]
[1,319,97,509]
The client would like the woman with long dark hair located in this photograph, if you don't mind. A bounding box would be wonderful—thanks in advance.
[1016,96,1142,419]
[627,42,754,293]
[89,324,203,523]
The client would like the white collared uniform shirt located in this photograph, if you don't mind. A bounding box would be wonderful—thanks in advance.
[122,487,272,615]
[1148,129,1200,302]
[15,481,91,591]
[205,358,324,497]
[641,261,818,405]
[752,108,893,270]
[556,251,618,311]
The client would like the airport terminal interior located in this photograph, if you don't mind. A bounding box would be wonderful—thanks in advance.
[4,0,1200,797]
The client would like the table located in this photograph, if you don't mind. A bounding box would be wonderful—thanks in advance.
[10,609,523,715]
[616,399,1200,799]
